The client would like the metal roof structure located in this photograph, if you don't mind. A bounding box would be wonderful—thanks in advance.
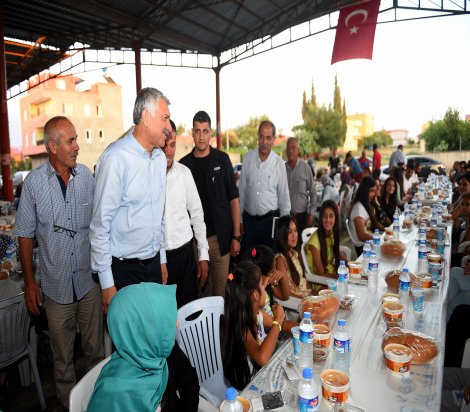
[4,0,470,91]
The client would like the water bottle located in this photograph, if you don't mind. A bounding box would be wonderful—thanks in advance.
[436,206,443,225]
[418,240,428,274]
[220,388,243,412]
[417,201,423,217]
[393,209,400,240]
[412,195,418,212]
[298,368,319,412]
[337,260,349,300]
[333,319,351,374]
[299,312,314,373]
[362,240,372,275]
[419,221,427,243]
[5,239,17,271]
[442,200,448,214]
[368,251,378,286]
[430,210,438,227]
[372,229,381,255]
[399,268,411,311]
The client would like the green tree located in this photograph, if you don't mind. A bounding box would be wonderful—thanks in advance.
[176,123,186,135]
[220,129,239,150]
[361,130,393,148]
[293,128,319,156]
[233,115,269,150]
[333,74,342,114]
[11,158,32,174]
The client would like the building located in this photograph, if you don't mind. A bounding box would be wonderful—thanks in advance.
[387,129,409,147]
[343,113,374,152]
[20,75,123,171]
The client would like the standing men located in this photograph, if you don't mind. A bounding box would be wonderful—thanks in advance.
[285,137,316,235]
[389,144,407,169]
[372,143,382,179]
[163,120,209,307]
[14,116,103,408]
[90,87,170,312]
[239,120,291,251]
[180,111,240,297]
[328,147,341,177]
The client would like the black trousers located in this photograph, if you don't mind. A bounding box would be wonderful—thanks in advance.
[162,343,200,412]
[111,252,162,290]
[166,241,198,308]
[241,210,279,254]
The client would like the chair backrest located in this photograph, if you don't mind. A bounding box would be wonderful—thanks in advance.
[339,245,352,261]
[69,356,111,412]
[176,296,227,405]
[300,227,329,286]
[462,338,470,368]
[0,292,29,367]
[345,218,363,247]
[301,227,317,244]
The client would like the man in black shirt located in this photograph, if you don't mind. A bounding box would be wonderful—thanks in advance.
[180,111,241,297]
[328,147,341,178]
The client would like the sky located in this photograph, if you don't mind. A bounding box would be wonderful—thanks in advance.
[7,11,470,148]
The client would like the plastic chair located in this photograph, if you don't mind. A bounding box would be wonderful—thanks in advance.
[340,245,352,261]
[300,227,329,286]
[345,218,364,248]
[176,296,229,407]
[69,356,111,412]
[0,293,46,410]
[461,338,470,412]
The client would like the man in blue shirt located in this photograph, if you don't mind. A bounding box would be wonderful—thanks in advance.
[14,116,103,408]
[90,87,171,313]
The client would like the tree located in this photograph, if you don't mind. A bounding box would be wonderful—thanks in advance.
[176,123,186,135]
[361,130,393,148]
[333,74,342,114]
[220,129,239,150]
[11,157,32,174]
[293,128,319,156]
[233,115,269,150]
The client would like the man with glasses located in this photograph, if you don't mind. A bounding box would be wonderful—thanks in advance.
[238,120,291,252]
[90,87,170,313]
[14,116,103,409]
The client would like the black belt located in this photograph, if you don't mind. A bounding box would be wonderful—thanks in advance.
[112,254,157,266]
[166,240,192,257]
[246,209,280,220]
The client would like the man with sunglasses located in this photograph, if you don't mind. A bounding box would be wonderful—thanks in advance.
[14,116,104,409]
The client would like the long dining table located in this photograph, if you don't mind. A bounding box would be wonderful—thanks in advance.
[241,221,451,411]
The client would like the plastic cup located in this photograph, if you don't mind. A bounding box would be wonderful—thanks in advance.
[383,343,413,377]
[328,278,338,291]
[435,227,445,242]
[348,261,362,280]
[313,322,330,362]
[411,288,425,314]
[436,240,445,255]
[428,262,442,285]
[237,396,253,412]
[320,369,350,404]
[291,326,300,359]
[382,301,404,322]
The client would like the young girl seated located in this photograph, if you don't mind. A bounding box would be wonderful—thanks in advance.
[223,261,286,390]
[273,215,311,297]
[307,200,343,278]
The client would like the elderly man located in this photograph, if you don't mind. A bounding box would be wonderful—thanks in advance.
[239,120,291,251]
[90,87,170,312]
[389,144,407,169]
[285,137,316,235]
[14,116,103,408]
[163,120,209,307]
[180,111,240,297]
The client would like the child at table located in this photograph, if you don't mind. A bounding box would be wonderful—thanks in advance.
[223,261,286,390]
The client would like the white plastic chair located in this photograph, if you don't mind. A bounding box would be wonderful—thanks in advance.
[0,293,46,410]
[69,356,111,412]
[176,296,229,407]
[340,245,352,261]
[345,218,364,248]
[300,227,329,286]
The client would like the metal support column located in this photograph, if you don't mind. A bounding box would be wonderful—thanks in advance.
[214,60,221,150]
[134,41,142,94]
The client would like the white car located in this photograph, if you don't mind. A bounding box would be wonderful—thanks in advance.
[13,171,29,187]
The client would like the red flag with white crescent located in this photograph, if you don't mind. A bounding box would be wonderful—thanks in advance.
[331,0,381,64]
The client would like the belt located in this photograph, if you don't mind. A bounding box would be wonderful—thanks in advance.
[166,240,192,257]
[112,254,157,266]
[246,209,280,220]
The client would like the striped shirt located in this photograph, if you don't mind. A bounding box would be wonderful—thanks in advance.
[14,161,95,304]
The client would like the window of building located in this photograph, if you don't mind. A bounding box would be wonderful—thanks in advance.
[35,128,45,146]
[84,104,91,117]
[23,109,28,121]
[99,130,104,142]
[86,129,92,144]
[56,79,66,90]
[32,132,36,146]
[96,105,102,117]
[24,133,29,148]
[62,103,74,115]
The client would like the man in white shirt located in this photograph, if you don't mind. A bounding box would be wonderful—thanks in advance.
[163,120,209,307]
[239,120,291,252]
[389,144,407,169]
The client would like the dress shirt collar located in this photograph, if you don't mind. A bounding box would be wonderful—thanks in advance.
[286,158,300,170]
[128,129,164,160]
[46,160,78,179]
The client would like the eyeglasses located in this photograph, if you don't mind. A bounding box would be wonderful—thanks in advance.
[54,225,76,239]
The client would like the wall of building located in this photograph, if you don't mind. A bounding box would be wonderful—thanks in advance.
[343,113,374,152]
[423,151,470,170]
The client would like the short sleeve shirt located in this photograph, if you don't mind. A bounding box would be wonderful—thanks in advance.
[306,230,335,275]
[349,202,371,245]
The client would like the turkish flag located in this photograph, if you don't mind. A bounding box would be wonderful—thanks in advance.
[331,0,381,64]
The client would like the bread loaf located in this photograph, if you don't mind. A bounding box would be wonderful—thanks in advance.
[381,240,405,257]
[300,294,340,321]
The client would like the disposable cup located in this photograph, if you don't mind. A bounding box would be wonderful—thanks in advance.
[383,343,412,377]
[291,326,300,359]
[382,301,404,322]
[348,261,362,280]
[237,397,253,412]
[381,293,400,304]
[328,278,338,291]
[411,288,425,314]
[313,322,330,361]
[320,369,350,404]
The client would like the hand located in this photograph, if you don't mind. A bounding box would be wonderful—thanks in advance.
[268,269,283,286]
[272,303,286,325]
[101,286,117,314]
[161,263,168,285]
[197,260,209,287]
[230,239,241,257]
[464,384,470,405]
[24,280,42,316]
[306,213,314,228]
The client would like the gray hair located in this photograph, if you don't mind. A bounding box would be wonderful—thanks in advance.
[133,87,170,125]
[44,116,72,154]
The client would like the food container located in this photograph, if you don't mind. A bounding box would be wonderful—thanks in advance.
[383,343,413,377]
[313,322,330,362]
[381,293,400,303]
[348,261,362,280]
[320,369,350,404]
[382,301,404,322]
[300,291,340,322]
[428,262,443,284]
[427,252,444,265]
[411,273,432,289]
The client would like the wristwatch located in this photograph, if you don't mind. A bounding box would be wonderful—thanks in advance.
[232,235,242,242]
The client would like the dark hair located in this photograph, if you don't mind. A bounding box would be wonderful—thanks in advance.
[392,167,405,199]
[373,143,378,150]
[380,177,399,208]
[169,119,176,133]
[245,245,274,301]
[193,110,211,127]
[258,120,276,137]
[223,261,261,390]
[273,215,305,286]
[318,200,341,273]
[352,175,379,229]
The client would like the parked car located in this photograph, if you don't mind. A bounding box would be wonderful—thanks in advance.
[13,171,30,188]
[379,155,446,182]
[233,163,242,181]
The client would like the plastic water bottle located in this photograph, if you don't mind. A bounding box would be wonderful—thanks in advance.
[368,251,378,286]
[442,200,448,214]
[220,387,243,412]
[299,312,314,373]
[436,206,443,225]
[362,240,372,275]
[333,319,351,374]
[393,209,400,240]
[419,221,427,243]
[417,201,423,217]
[418,240,428,274]
[337,260,349,299]
[430,210,438,227]
[372,229,381,255]
[298,368,319,412]
[399,268,411,311]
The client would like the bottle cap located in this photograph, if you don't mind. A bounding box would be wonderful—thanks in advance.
[403,268,409,273]
[303,312,311,319]
[226,387,237,401]
[302,368,313,379]
[340,260,345,265]
[338,319,346,326]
